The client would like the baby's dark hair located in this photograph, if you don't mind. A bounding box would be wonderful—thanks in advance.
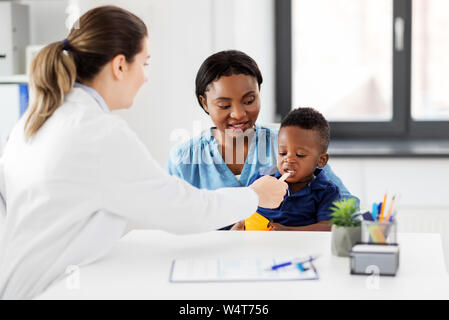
[280,107,330,152]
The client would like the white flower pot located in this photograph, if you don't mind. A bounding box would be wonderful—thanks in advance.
[331,225,361,257]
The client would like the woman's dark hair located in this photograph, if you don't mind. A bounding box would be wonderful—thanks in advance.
[195,50,263,114]
[281,107,330,152]
[25,5,147,138]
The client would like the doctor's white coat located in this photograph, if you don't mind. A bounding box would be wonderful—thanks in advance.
[0,87,259,299]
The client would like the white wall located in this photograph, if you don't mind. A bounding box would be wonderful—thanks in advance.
[18,0,276,165]
[20,0,68,44]
[330,158,449,209]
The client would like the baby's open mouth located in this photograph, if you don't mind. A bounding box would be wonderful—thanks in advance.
[283,168,297,175]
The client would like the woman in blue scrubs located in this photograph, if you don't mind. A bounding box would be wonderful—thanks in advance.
[166,50,355,200]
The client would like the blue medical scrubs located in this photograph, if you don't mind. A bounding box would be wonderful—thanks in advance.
[166,125,357,203]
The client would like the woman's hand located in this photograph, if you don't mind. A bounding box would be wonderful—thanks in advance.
[249,175,288,209]
[230,220,245,231]
[271,223,291,231]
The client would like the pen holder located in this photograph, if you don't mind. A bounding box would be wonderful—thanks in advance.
[350,243,399,276]
[361,219,397,244]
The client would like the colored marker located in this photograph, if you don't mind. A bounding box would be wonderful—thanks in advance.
[379,193,387,222]
[384,195,396,222]
[371,203,378,221]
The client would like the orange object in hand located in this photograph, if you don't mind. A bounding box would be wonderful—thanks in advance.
[244,212,273,231]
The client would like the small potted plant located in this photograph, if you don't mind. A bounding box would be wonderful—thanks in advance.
[329,198,361,257]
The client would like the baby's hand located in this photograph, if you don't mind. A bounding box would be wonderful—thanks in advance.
[271,223,291,231]
[230,220,245,231]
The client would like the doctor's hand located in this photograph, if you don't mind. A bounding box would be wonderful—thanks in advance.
[249,175,288,209]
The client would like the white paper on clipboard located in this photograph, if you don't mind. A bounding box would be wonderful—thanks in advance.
[169,257,319,282]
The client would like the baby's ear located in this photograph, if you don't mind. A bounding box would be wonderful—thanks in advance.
[317,153,329,168]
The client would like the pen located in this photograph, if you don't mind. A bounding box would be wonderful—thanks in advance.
[371,203,378,221]
[388,194,401,221]
[389,210,398,222]
[266,255,319,271]
[384,195,396,222]
[377,202,382,220]
[379,193,387,222]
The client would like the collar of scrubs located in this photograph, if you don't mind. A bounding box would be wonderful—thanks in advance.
[274,168,329,197]
[202,126,260,184]
[204,126,256,143]
[73,82,110,113]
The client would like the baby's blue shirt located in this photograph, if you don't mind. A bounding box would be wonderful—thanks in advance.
[165,125,357,203]
[249,168,340,226]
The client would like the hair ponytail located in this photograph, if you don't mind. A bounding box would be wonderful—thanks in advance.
[25,41,76,138]
[24,5,147,138]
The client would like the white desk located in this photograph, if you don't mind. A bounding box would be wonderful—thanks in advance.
[38,231,449,299]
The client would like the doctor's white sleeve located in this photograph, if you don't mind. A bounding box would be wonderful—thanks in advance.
[0,157,6,237]
[98,119,259,234]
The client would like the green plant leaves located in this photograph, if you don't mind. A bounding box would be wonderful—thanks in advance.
[329,198,361,227]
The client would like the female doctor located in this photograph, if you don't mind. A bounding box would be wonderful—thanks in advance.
[0,6,287,299]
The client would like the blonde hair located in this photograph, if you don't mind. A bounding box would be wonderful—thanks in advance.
[25,42,76,138]
[25,6,147,138]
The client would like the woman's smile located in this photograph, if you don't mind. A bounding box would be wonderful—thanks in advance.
[227,121,250,132]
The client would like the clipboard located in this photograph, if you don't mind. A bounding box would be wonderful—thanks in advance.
[169,257,319,282]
